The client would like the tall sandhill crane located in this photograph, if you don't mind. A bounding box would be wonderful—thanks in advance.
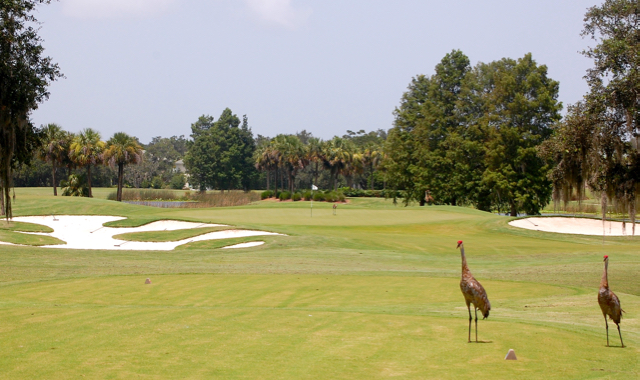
[598,255,625,347]
[457,240,491,343]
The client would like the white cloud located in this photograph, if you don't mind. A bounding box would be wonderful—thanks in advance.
[245,0,311,29]
[62,0,177,19]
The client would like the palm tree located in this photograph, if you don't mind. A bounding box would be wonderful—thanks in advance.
[345,151,364,188]
[361,145,383,190]
[69,128,105,197]
[39,123,67,196]
[272,135,307,193]
[323,137,354,191]
[255,143,278,193]
[306,137,325,188]
[103,132,143,202]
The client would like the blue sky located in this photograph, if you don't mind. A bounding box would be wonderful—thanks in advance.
[32,0,597,144]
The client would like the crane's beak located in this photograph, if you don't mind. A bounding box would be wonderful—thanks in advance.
[456,242,462,249]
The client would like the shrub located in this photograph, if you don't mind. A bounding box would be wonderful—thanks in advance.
[261,190,274,200]
[61,174,90,197]
[292,192,302,201]
[312,192,325,201]
[170,174,186,190]
[279,191,291,201]
[324,191,337,202]
[151,176,163,189]
[302,190,313,201]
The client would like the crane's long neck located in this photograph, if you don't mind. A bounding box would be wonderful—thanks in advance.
[460,245,471,275]
[601,260,609,288]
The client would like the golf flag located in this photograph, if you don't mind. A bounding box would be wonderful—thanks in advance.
[312,184,318,190]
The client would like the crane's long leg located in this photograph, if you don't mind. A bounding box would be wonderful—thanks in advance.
[466,304,472,343]
[474,307,478,343]
[603,314,609,347]
[616,324,624,348]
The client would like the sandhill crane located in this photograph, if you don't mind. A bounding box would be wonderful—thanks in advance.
[457,240,491,343]
[598,255,625,347]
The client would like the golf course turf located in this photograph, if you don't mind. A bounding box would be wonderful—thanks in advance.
[0,188,637,379]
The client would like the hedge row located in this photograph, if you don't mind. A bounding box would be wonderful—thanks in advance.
[338,187,404,198]
[261,190,346,202]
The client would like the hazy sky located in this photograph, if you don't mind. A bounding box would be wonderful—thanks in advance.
[32,0,597,144]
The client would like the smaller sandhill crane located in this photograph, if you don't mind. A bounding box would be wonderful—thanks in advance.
[598,255,625,347]
[457,240,491,343]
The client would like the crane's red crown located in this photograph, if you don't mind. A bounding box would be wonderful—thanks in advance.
[604,255,609,259]
[457,240,463,245]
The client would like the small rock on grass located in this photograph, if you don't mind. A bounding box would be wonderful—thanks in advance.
[505,349,517,360]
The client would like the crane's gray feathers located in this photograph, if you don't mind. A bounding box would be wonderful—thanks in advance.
[461,275,491,319]
[599,287,623,325]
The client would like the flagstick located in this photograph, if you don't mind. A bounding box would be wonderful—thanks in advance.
[310,185,317,218]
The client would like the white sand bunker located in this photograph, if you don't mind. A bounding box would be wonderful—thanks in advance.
[7,215,283,250]
[509,217,639,236]
[221,241,265,249]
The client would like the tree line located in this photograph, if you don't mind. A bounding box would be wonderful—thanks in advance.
[3,0,634,219]
[182,107,387,195]
[383,0,637,219]
[383,50,561,215]
[12,126,190,196]
[30,124,143,201]
[253,129,386,195]
[540,0,638,231]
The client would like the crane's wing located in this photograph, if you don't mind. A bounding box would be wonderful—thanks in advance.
[469,277,491,319]
[607,290,623,323]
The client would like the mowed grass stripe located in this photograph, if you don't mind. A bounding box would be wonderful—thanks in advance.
[0,275,637,379]
[1,188,638,379]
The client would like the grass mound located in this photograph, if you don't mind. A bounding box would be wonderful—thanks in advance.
[113,226,234,242]
[0,220,64,246]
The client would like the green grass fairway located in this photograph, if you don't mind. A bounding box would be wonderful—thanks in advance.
[113,226,234,242]
[0,188,638,379]
[0,220,64,246]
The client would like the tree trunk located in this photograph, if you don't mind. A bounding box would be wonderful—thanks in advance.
[370,166,374,191]
[87,164,92,197]
[280,169,284,192]
[266,169,270,192]
[117,164,124,201]
[52,163,57,196]
[510,202,518,217]
[0,179,4,216]
[274,167,278,193]
[314,162,319,188]
[289,170,294,193]
[330,168,337,192]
